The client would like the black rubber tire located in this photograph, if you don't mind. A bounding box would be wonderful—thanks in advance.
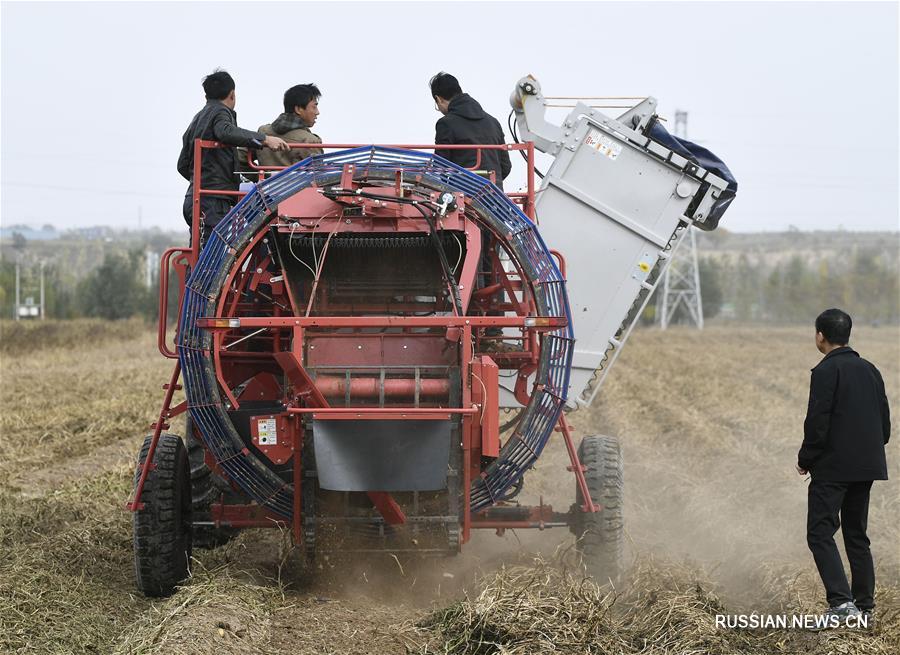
[574,434,624,584]
[186,417,238,549]
[133,434,192,597]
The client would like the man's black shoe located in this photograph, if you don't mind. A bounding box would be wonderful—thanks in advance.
[811,601,860,631]
[859,609,875,629]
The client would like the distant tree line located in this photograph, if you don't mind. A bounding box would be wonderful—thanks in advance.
[0,251,176,322]
[648,247,899,326]
[712,247,899,325]
[1,244,897,325]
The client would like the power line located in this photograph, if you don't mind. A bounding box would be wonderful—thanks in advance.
[1,181,172,198]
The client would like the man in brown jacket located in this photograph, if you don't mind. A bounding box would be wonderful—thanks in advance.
[258,84,324,167]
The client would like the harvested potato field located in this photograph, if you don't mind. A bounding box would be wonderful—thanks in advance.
[1,321,897,654]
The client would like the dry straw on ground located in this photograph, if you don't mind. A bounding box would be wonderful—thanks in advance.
[1,324,897,654]
[0,317,147,354]
[414,555,900,655]
[112,563,281,655]
[0,469,144,653]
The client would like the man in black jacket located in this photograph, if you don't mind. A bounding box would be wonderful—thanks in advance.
[797,308,891,622]
[178,70,288,233]
[430,72,511,189]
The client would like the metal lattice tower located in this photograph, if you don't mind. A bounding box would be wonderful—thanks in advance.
[658,110,704,330]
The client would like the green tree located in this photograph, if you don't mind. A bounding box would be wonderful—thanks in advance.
[733,254,763,321]
[781,255,815,322]
[78,251,148,320]
[11,232,27,253]
[698,257,723,320]
[0,260,14,318]
[42,264,79,319]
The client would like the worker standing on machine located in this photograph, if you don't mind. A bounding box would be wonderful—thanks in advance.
[429,72,513,344]
[177,69,288,237]
[430,72,512,190]
[797,308,891,626]
[257,84,324,167]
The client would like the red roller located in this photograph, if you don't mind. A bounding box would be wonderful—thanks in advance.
[314,375,449,399]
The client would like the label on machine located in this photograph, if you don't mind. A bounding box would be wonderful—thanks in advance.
[250,414,295,464]
[257,417,278,445]
[584,129,622,161]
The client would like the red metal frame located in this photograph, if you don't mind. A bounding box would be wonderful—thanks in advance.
[188,141,537,261]
[197,316,565,329]
[126,361,182,511]
[157,247,190,358]
[131,138,597,552]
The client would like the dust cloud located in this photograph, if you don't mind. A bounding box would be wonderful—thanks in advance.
[249,326,899,615]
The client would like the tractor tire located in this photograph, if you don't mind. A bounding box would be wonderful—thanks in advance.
[133,434,192,597]
[186,417,238,549]
[574,434,624,584]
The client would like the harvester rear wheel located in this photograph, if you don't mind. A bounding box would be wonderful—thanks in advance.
[133,434,192,597]
[186,417,238,549]
[574,434,624,584]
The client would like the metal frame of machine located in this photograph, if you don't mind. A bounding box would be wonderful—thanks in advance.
[129,140,599,556]
[128,76,733,595]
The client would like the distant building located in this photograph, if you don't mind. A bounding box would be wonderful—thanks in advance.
[70,226,115,240]
[0,224,60,241]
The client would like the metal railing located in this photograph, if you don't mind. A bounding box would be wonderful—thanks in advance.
[187,140,537,267]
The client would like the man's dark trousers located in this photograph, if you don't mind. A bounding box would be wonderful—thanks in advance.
[182,192,234,228]
[807,479,875,610]
[183,192,234,246]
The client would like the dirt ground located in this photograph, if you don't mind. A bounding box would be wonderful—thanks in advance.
[1,323,897,654]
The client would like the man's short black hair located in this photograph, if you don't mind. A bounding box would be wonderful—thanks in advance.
[430,72,462,101]
[284,84,321,114]
[816,308,852,345]
[202,69,235,100]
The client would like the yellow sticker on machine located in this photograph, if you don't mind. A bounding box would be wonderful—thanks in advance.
[635,252,655,281]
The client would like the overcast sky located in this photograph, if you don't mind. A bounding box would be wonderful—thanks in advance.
[1,1,898,233]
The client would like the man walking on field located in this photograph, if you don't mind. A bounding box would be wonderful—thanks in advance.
[797,308,891,625]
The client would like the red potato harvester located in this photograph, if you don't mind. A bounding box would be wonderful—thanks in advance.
[128,76,736,596]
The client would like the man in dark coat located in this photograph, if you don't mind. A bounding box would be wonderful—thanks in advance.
[430,72,512,189]
[797,308,891,623]
[178,69,288,233]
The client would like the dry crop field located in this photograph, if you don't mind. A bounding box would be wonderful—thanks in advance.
[1,321,897,654]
